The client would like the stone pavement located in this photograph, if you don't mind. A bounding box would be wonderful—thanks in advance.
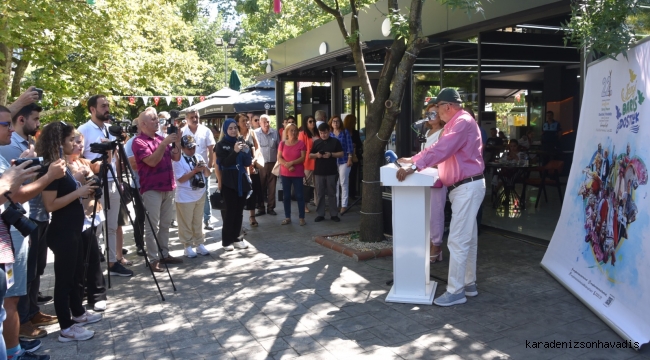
[33,202,649,359]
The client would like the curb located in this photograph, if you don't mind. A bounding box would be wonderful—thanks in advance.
[314,234,393,262]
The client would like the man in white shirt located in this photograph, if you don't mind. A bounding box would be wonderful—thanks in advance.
[78,95,133,278]
[181,110,216,230]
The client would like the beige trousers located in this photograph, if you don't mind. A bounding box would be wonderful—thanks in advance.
[142,190,174,261]
[176,199,205,247]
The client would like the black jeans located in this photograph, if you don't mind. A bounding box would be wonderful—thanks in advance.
[131,187,145,250]
[47,228,86,330]
[18,219,49,324]
[81,227,107,305]
[250,173,264,209]
[220,186,246,246]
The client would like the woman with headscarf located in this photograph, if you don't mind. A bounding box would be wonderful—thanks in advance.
[215,119,253,251]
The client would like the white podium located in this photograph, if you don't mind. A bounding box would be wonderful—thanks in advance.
[380,163,439,305]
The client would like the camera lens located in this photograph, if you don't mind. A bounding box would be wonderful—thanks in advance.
[1,204,37,237]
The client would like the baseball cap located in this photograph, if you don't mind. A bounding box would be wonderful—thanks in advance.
[426,97,438,106]
[436,88,462,104]
[181,135,197,148]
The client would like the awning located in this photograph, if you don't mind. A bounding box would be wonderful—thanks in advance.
[205,87,240,99]
[231,79,300,113]
[182,96,236,117]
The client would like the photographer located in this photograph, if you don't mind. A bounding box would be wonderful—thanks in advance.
[37,121,102,342]
[172,135,211,258]
[78,95,132,278]
[133,107,183,272]
[66,131,107,312]
[181,110,215,230]
[0,103,60,342]
[0,106,68,358]
[124,119,145,257]
[216,119,252,251]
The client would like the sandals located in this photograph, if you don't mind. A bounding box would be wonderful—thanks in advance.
[304,207,310,213]
[430,245,443,264]
[281,218,291,225]
[249,216,258,227]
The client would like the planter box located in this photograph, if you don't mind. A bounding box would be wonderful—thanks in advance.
[313,233,392,262]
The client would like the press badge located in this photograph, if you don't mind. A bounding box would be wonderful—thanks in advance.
[6,263,14,289]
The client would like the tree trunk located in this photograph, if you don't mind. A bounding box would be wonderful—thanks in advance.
[359,133,389,242]
[11,58,29,98]
[0,43,12,106]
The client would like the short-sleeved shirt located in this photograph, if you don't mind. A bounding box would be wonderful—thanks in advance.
[182,124,216,166]
[78,119,117,181]
[172,153,206,203]
[124,136,140,188]
[0,155,14,264]
[311,137,343,176]
[0,132,49,221]
[542,121,561,143]
[44,171,84,234]
[278,140,306,177]
[254,128,279,163]
[132,133,175,194]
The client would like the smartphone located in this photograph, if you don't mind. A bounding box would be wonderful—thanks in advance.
[34,88,43,101]
[237,136,244,142]
[59,146,63,159]
[14,157,43,168]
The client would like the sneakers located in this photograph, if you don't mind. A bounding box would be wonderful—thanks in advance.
[59,324,94,342]
[196,244,210,256]
[37,293,52,305]
[31,312,58,326]
[137,247,145,256]
[204,221,214,230]
[331,216,340,222]
[19,339,42,353]
[433,291,467,307]
[170,220,178,228]
[12,350,49,359]
[314,216,325,222]
[464,283,478,297]
[223,244,234,251]
[72,311,103,325]
[19,322,47,339]
[109,262,134,277]
[93,300,107,312]
[159,255,183,264]
[233,241,249,249]
[267,209,277,215]
[184,246,197,258]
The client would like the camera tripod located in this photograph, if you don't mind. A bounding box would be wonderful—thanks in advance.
[88,141,176,301]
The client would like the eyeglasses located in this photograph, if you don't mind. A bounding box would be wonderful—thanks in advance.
[0,121,13,130]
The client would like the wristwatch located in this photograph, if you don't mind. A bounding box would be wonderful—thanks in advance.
[410,164,417,172]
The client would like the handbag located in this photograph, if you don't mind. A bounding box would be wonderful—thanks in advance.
[271,161,281,177]
[209,190,226,210]
[121,181,133,204]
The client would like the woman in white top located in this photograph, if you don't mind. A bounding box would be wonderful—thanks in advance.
[422,101,446,264]
[173,135,212,258]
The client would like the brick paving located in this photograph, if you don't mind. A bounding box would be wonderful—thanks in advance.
[33,203,650,359]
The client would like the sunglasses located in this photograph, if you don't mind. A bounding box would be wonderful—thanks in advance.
[308,120,315,123]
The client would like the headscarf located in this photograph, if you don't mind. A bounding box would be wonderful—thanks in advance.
[222,118,238,144]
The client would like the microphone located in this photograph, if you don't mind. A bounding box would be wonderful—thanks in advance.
[107,114,116,122]
[384,150,401,167]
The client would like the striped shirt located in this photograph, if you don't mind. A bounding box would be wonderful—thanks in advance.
[0,155,14,264]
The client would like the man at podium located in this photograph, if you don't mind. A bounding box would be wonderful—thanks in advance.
[396,88,485,307]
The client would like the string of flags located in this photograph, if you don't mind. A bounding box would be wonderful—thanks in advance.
[112,95,208,107]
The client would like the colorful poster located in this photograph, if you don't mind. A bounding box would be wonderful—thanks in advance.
[542,39,650,348]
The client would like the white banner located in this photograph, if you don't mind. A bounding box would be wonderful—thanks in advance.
[165,96,173,106]
[141,96,150,105]
[542,40,650,348]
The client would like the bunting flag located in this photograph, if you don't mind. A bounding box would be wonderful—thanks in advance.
[274,0,281,13]
[142,96,150,106]
[176,96,183,106]
[113,96,121,103]
[129,96,135,105]
[153,96,160,106]
[199,96,206,102]
[187,96,194,106]
[165,96,173,106]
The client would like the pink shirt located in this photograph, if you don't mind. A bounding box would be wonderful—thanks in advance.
[278,140,306,177]
[412,110,484,187]
[133,133,176,194]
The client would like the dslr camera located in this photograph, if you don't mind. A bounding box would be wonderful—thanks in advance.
[1,192,37,237]
[86,175,103,199]
[191,161,206,189]
[90,141,117,155]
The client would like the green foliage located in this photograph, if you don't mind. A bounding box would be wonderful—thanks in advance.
[564,0,650,59]
[442,0,491,15]
[388,8,410,40]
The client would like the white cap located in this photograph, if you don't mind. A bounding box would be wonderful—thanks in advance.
[316,120,325,128]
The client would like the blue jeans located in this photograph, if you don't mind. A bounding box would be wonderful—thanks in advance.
[282,176,305,219]
[203,185,211,223]
[0,264,8,360]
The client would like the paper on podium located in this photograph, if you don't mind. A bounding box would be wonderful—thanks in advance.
[380,163,439,187]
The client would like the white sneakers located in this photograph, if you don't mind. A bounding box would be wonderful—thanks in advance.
[184,246,198,258]
[223,245,234,251]
[59,324,94,342]
[197,244,210,256]
[233,241,249,249]
[93,300,107,312]
[185,244,210,257]
[72,311,102,325]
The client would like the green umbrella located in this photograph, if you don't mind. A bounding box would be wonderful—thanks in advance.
[228,70,242,91]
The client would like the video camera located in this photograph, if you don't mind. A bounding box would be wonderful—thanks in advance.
[107,115,132,141]
[86,175,103,199]
[90,140,118,155]
[1,192,36,237]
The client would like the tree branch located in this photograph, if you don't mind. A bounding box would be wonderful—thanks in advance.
[313,0,350,40]
[11,58,30,98]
